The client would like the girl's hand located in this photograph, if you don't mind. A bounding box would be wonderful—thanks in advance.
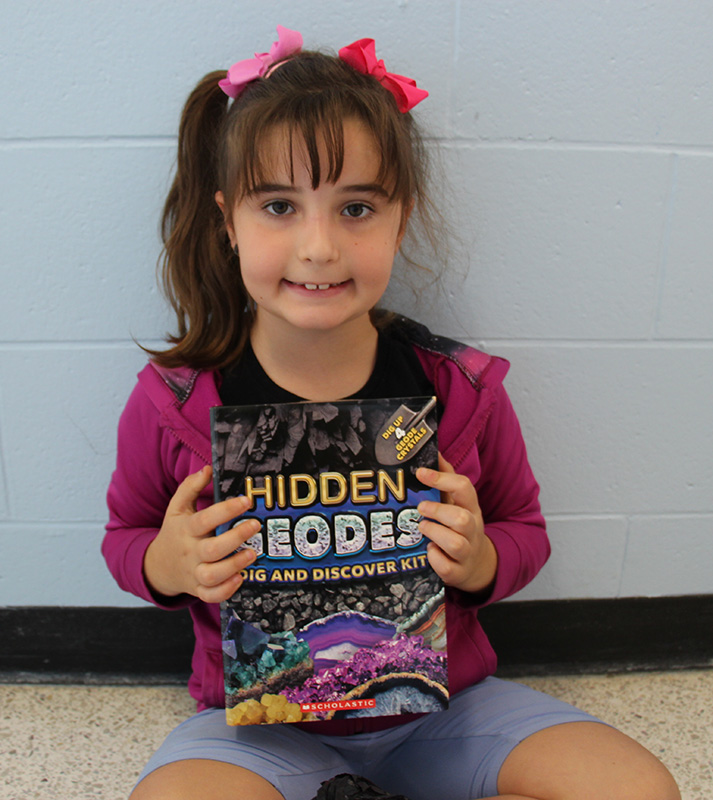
[416,455,498,595]
[143,466,260,604]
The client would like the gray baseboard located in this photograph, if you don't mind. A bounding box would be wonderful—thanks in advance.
[1,595,711,684]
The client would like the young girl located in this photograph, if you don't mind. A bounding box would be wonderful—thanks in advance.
[103,26,680,800]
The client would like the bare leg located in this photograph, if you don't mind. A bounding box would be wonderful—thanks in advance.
[489,721,680,800]
[129,760,285,800]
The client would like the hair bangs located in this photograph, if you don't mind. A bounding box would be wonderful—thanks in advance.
[222,72,410,207]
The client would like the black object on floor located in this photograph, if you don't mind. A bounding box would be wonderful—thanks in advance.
[311,773,411,800]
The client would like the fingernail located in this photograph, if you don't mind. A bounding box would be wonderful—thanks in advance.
[417,500,430,516]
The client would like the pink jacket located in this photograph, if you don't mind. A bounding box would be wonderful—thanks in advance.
[103,318,549,735]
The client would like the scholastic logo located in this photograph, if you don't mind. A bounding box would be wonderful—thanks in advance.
[300,698,377,713]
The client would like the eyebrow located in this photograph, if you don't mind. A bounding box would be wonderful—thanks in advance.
[340,183,390,197]
[247,182,389,198]
[247,183,294,195]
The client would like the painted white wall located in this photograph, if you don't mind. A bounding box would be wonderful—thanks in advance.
[1,1,711,607]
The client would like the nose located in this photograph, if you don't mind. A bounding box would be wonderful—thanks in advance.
[296,214,339,265]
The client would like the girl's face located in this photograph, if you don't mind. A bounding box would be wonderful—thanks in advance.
[217,120,407,341]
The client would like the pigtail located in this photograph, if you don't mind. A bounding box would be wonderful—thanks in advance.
[146,71,251,369]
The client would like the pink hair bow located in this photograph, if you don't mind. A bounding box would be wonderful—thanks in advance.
[219,25,303,99]
[339,38,428,113]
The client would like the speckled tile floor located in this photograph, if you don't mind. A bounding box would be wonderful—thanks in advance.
[1,670,711,800]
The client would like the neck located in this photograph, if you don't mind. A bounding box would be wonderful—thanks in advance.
[250,314,379,401]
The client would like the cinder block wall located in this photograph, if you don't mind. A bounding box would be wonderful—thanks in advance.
[1,2,711,607]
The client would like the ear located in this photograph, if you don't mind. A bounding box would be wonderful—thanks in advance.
[215,190,236,245]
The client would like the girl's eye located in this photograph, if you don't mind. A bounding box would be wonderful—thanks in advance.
[342,203,372,219]
[264,200,293,216]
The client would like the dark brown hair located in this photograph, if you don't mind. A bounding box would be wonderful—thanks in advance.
[147,50,439,370]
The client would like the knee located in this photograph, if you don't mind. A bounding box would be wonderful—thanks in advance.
[624,765,681,800]
[129,778,173,800]
[128,763,285,800]
[589,751,680,800]
[498,721,681,800]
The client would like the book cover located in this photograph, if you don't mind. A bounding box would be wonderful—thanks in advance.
[210,396,447,726]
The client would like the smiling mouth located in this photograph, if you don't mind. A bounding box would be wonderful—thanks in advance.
[288,281,347,291]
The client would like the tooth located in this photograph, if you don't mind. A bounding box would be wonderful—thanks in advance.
[304,284,318,290]
[318,284,331,290]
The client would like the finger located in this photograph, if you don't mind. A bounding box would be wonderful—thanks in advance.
[188,494,254,539]
[419,515,473,563]
[168,465,214,514]
[418,498,476,537]
[196,545,257,591]
[417,465,479,512]
[425,540,462,585]
[195,568,248,605]
[200,517,261,563]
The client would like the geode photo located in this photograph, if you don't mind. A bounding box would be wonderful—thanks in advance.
[221,571,448,724]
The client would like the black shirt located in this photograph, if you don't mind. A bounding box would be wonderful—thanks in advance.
[220,329,435,406]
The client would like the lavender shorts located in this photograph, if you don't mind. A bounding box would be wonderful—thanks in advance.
[135,677,600,799]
